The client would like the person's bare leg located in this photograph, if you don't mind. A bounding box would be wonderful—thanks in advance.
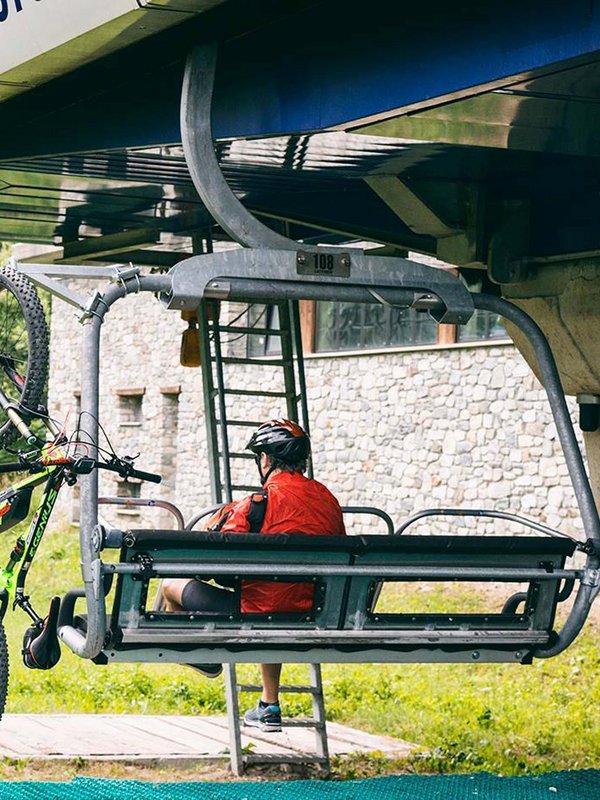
[260,663,282,704]
[161,578,191,611]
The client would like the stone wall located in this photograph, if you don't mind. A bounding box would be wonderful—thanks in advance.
[47,282,584,539]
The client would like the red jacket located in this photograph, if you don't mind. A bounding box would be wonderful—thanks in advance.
[211,471,345,613]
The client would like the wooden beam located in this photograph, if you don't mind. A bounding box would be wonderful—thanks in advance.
[299,300,315,354]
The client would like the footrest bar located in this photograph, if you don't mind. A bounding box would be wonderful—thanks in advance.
[237,684,319,694]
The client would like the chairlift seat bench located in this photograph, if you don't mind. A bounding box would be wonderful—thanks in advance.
[91,530,576,666]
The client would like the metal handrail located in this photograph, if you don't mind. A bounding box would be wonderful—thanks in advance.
[99,497,185,529]
[105,562,581,581]
[396,507,577,543]
[342,506,394,535]
[185,504,225,530]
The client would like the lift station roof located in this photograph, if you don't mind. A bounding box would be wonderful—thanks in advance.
[1,0,600,274]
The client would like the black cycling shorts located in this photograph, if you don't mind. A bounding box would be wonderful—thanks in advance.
[181,580,238,614]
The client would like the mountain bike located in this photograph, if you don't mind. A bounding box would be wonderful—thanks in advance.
[0,263,161,719]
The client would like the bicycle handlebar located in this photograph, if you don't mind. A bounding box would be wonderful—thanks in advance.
[0,456,162,483]
[0,461,34,474]
[79,458,162,484]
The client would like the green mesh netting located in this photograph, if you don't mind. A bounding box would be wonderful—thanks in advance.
[0,771,598,799]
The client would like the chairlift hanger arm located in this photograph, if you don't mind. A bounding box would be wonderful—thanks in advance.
[182,44,317,253]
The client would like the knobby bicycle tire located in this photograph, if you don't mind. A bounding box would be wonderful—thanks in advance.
[0,265,49,447]
[0,625,9,722]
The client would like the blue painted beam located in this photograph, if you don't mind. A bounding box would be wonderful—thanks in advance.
[214,0,600,136]
[2,0,600,157]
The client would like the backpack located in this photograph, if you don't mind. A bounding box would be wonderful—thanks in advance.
[210,490,268,533]
[209,491,269,590]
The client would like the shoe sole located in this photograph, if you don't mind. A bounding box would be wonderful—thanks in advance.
[259,723,282,733]
[187,665,223,679]
[243,719,282,733]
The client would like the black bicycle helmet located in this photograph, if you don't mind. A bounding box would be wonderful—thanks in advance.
[246,419,311,464]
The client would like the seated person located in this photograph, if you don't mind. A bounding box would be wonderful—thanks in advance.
[162,418,345,732]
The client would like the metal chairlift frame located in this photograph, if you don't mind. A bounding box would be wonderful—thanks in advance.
[15,249,600,667]
[15,40,600,667]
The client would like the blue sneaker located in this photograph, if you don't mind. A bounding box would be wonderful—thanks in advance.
[243,701,282,732]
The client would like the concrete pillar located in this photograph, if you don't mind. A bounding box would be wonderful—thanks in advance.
[503,260,600,503]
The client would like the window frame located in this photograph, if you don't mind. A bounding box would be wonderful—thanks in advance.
[302,300,510,355]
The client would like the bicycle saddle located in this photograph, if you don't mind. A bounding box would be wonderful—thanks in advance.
[22,596,61,670]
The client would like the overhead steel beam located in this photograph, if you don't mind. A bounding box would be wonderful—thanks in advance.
[365,176,458,238]
[18,228,162,265]
[62,227,160,261]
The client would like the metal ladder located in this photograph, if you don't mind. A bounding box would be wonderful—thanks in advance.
[198,296,329,773]
[198,297,312,503]
[224,663,330,776]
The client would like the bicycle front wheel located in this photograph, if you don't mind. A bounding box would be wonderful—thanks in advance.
[0,265,49,447]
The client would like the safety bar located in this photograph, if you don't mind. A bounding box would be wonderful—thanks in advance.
[185,504,225,530]
[99,497,185,529]
[341,506,395,535]
[396,507,576,542]
[185,505,394,533]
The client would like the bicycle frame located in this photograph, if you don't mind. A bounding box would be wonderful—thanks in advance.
[0,464,67,624]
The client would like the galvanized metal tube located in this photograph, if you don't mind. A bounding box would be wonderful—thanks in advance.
[278,300,301,425]
[475,295,600,544]
[197,301,222,504]
[396,507,575,541]
[537,576,599,656]
[102,562,581,581]
[290,299,313,477]
[61,300,111,657]
[185,504,226,530]
[342,506,395,535]
[98,497,185,529]
[210,302,233,502]
[219,280,416,307]
[182,45,321,252]
[474,294,600,657]
[60,274,171,659]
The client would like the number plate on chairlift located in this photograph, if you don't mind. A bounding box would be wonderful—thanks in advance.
[296,251,351,277]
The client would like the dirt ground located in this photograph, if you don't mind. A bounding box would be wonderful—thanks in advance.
[0,755,395,783]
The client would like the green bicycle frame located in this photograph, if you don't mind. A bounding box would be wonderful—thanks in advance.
[0,465,66,623]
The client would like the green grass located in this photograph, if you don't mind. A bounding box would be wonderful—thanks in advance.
[2,521,600,776]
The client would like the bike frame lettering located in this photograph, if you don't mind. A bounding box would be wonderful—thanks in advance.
[0,466,62,611]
